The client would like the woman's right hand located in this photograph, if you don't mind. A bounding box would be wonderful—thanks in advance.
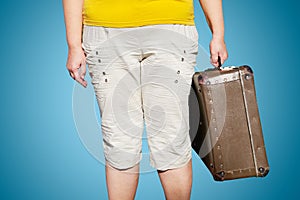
[66,47,88,88]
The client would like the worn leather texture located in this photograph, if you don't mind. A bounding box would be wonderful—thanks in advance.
[190,65,269,181]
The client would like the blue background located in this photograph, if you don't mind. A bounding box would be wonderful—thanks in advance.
[0,0,299,199]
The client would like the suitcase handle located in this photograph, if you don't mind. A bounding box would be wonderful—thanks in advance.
[204,56,222,72]
[218,56,222,68]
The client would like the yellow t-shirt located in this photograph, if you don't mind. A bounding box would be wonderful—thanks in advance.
[83,0,195,27]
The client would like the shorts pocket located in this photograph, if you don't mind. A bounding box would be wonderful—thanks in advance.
[82,25,108,66]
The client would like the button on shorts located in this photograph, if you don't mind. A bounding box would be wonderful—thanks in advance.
[82,24,199,171]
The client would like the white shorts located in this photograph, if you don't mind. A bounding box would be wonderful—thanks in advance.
[82,24,198,171]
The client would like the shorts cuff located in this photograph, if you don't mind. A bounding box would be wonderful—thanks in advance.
[105,153,142,170]
[150,147,192,171]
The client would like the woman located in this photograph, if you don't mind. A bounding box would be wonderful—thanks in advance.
[63,0,228,199]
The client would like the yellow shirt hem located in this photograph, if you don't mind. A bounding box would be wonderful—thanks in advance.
[83,18,195,28]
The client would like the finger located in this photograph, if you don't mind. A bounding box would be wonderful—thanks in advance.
[211,54,218,63]
[69,71,75,80]
[80,78,88,88]
[210,59,219,67]
[210,56,219,67]
[210,50,219,64]
[73,69,88,88]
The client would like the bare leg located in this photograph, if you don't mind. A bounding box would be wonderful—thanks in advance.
[106,163,140,200]
[158,159,192,200]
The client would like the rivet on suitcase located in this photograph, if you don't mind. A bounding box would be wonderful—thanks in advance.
[190,65,269,181]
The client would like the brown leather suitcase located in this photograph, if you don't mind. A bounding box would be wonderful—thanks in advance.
[190,65,269,181]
